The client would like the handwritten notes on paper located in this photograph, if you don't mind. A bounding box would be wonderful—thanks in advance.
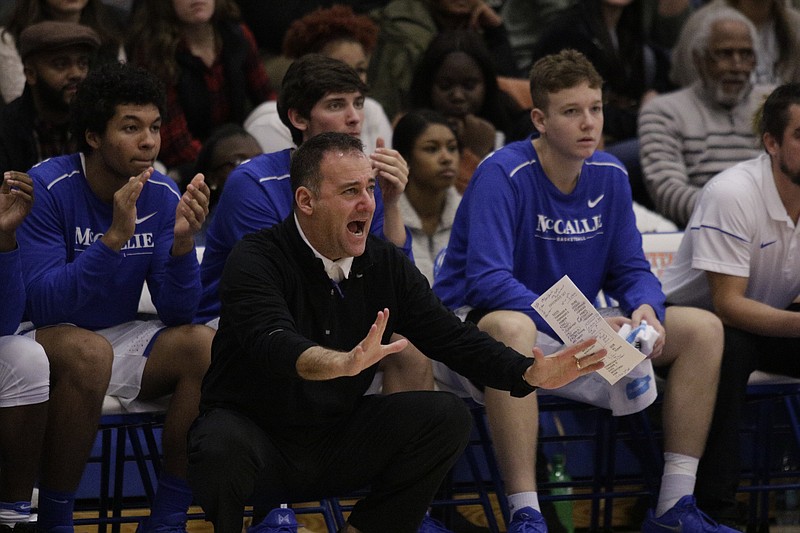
[532,275,645,385]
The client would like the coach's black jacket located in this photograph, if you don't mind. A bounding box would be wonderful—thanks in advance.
[200,216,535,437]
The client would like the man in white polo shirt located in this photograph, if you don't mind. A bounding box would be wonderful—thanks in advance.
[661,83,800,527]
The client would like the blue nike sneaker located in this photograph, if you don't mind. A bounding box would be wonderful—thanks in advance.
[642,495,739,533]
[248,508,298,533]
[417,513,453,532]
[507,506,548,533]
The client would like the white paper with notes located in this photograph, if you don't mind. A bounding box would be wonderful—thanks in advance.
[531,275,645,385]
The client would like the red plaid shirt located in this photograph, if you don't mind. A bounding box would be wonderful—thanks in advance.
[159,23,275,169]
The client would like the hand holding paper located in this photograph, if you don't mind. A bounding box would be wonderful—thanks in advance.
[532,275,654,384]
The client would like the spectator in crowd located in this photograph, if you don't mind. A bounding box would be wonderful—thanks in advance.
[191,123,262,245]
[233,0,330,60]
[16,62,214,533]
[0,0,125,104]
[186,131,608,533]
[244,4,392,154]
[639,6,772,227]
[501,0,575,74]
[531,0,674,209]
[233,0,395,64]
[128,0,275,172]
[394,109,461,284]
[0,171,49,533]
[660,82,800,528]
[0,21,99,176]
[367,0,518,121]
[502,0,693,74]
[193,124,262,213]
[433,49,733,533]
[671,0,800,87]
[408,30,531,193]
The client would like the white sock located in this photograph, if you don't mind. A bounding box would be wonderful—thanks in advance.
[507,492,540,516]
[656,452,699,517]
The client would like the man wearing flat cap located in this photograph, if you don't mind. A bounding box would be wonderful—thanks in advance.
[0,20,100,176]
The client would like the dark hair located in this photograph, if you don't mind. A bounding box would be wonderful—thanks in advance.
[277,54,368,147]
[529,49,603,111]
[70,61,166,153]
[290,132,364,200]
[282,5,378,58]
[128,0,241,83]
[757,83,800,147]
[408,30,520,139]
[392,109,458,163]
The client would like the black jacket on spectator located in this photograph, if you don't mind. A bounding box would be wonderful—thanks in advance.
[530,0,672,143]
[0,86,37,175]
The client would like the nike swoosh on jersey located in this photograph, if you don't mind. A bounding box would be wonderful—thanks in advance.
[135,212,158,224]
[588,194,605,208]
[760,240,777,249]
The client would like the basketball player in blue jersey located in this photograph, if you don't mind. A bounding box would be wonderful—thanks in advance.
[434,49,734,533]
[16,62,214,533]
[0,171,49,533]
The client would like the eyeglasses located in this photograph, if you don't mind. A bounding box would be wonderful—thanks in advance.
[707,48,756,64]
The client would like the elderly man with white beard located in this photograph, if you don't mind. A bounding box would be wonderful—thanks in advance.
[638,6,772,228]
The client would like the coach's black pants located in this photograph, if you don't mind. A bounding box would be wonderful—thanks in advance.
[187,391,472,533]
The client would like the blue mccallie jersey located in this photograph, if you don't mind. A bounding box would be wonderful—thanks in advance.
[18,154,201,329]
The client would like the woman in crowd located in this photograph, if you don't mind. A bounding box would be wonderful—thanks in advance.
[244,4,392,153]
[368,0,519,120]
[394,109,461,284]
[408,30,530,193]
[0,0,125,103]
[128,0,275,171]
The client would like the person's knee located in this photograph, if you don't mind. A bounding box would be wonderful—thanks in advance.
[42,328,113,391]
[166,324,213,380]
[696,309,724,349]
[666,307,723,364]
[478,311,537,349]
[381,343,429,374]
[688,310,723,358]
[380,340,433,391]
